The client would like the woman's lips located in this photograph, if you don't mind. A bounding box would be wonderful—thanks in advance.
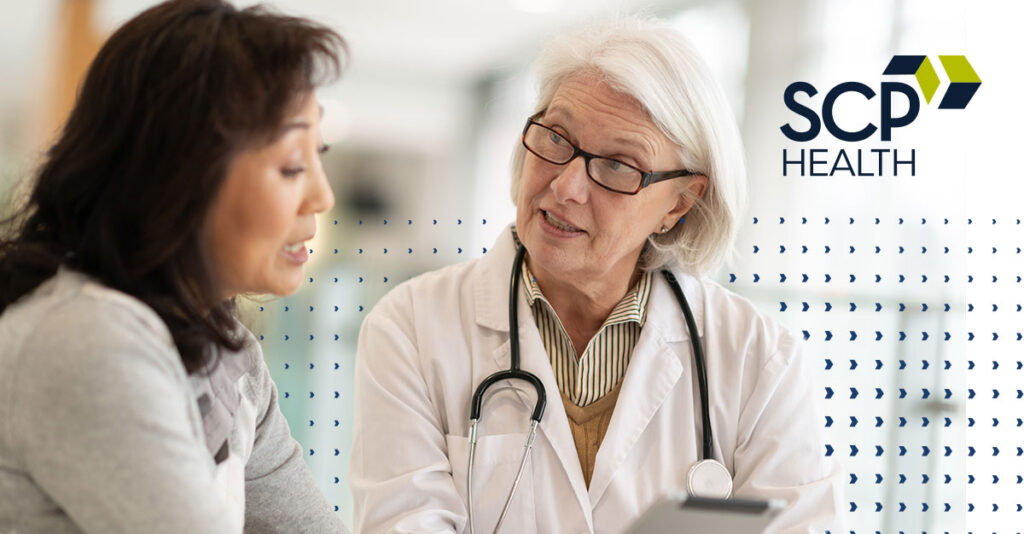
[540,209,585,237]
[281,241,310,264]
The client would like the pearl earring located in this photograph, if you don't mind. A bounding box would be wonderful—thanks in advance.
[660,226,669,233]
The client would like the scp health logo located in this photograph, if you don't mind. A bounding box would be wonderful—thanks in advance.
[780,55,982,177]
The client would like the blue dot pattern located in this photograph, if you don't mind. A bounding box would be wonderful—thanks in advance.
[253,214,985,531]
[738,213,972,533]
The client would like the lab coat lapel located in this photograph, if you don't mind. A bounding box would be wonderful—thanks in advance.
[472,225,517,332]
[586,270,700,505]
[474,226,595,529]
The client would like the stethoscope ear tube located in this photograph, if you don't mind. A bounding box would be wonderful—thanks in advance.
[508,245,527,370]
[662,269,713,462]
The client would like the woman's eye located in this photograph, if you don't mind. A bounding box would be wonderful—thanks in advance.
[602,158,637,175]
[282,167,304,177]
[548,131,566,145]
[318,144,330,154]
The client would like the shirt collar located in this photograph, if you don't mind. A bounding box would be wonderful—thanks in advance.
[519,252,653,329]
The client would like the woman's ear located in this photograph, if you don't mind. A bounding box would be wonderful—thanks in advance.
[661,175,708,230]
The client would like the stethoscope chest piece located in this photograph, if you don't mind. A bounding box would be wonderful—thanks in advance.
[686,459,733,498]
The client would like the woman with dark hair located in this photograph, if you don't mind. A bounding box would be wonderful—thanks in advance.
[0,1,348,532]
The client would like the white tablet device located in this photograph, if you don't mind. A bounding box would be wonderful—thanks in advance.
[625,494,786,534]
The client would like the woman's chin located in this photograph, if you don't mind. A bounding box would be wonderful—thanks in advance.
[261,271,304,297]
[276,279,303,297]
[526,245,584,279]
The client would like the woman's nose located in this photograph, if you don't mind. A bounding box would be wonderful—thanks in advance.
[304,164,335,215]
[549,155,590,204]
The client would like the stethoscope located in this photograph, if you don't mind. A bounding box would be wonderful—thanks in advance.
[467,243,733,534]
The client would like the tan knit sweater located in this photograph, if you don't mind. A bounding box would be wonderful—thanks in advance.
[561,381,623,487]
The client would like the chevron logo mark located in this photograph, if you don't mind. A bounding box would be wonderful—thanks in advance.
[883,55,940,103]
[883,55,981,109]
[938,56,982,108]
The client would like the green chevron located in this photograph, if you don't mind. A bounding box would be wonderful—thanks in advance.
[915,57,940,104]
[939,55,981,83]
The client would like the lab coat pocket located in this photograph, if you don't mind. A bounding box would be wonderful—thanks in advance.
[447,433,537,533]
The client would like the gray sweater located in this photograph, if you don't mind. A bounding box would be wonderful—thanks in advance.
[0,269,348,533]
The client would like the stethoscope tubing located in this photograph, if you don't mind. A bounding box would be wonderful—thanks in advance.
[661,269,713,461]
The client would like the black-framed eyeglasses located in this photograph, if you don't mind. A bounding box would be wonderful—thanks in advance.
[521,117,698,195]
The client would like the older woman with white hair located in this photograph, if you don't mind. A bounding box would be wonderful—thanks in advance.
[350,17,843,534]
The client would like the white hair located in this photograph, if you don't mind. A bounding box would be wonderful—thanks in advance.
[510,16,746,276]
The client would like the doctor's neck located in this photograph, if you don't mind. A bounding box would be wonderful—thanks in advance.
[525,253,642,355]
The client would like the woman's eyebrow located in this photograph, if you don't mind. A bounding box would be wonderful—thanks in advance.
[270,121,310,142]
[544,107,573,124]
[548,107,648,151]
[609,135,648,154]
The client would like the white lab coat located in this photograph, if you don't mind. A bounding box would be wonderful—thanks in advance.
[350,226,844,534]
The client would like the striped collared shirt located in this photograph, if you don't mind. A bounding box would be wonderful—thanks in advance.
[521,260,653,407]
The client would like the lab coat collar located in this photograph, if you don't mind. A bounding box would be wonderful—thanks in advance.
[472,225,519,333]
[641,261,706,342]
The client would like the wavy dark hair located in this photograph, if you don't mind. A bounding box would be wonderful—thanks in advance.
[0,0,345,373]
